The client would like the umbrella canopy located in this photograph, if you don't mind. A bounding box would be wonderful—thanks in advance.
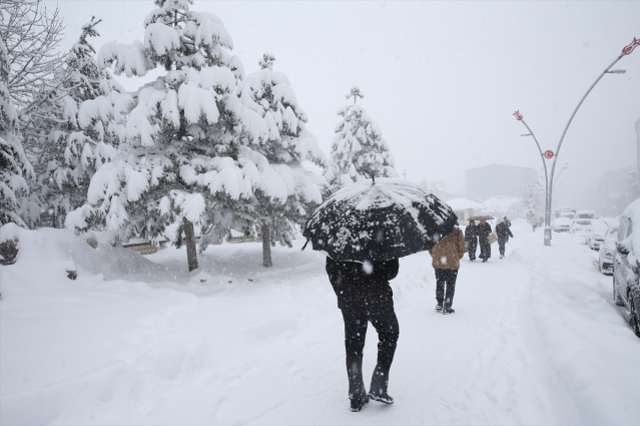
[302,178,458,262]
[468,215,494,221]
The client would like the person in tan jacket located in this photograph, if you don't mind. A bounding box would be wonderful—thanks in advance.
[428,222,466,314]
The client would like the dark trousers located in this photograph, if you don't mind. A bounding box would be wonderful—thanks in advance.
[341,308,399,400]
[435,268,458,308]
[479,239,491,260]
[498,235,508,256]
[467,240,477,260]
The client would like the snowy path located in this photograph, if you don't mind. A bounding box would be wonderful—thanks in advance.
[1,220,639,425]
[382,232,574,425]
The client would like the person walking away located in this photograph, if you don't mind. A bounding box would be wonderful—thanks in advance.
[464,219,478,261]
[477,218,492,262]
[496,216,514,259]
[429,222,466,314]
[325,257,400,412]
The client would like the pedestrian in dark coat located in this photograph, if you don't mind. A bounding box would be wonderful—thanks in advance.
[496,216,514,259]
[477,218,492,262]
[464,220,478,261]
[429,223,466,314]
[325,257,400,412]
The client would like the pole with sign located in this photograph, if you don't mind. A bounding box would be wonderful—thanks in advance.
[546,37,638,245]
[514,111,550,244]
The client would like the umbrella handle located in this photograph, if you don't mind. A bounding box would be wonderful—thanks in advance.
[301,239,310,251]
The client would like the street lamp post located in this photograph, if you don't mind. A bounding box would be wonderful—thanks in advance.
[518,37,639,246]
[513,111,550,241]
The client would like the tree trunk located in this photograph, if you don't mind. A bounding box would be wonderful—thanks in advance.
[183,217,198,272]
[262,223,272,268]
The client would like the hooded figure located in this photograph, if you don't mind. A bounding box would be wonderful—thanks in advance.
[325,257,400,412]
[428,222,466,314]
[496,216,514,258]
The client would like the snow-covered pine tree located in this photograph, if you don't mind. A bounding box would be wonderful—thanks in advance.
[326,86,397,193]
[1,37,34,227]
[24,18,131,228]
[238,53,326,267]
[68,0,268,271]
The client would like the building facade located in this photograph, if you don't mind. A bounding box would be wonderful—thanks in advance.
[597,166,637,217]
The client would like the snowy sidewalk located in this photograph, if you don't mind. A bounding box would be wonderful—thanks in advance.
[1,220,639,425]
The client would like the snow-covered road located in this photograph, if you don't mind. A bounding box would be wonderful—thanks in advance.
[1,219,639,425]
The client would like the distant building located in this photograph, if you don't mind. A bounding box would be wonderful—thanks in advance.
[598,166,636,217]
[465,164,537,200]
[594,118,640,217]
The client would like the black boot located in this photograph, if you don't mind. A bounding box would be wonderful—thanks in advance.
[368,365,394,404]
[347,359,368,411]
[350,398,368,412]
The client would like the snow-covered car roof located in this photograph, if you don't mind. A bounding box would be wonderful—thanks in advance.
[554,217,573,225]
[590,219,610,235]
[622,198,640,263]
[622,198,640,220]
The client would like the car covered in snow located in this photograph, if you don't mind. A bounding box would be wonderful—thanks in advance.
[612,199,640,337]
[585,218,612,250]
[552,217,573,233]
[572,210,595,235]
[599,223,619,274]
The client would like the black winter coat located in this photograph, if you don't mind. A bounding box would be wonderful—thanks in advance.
[496,222,514,238]
[325,257,399,314]
[477,222,492,241]
[465,224,478,242]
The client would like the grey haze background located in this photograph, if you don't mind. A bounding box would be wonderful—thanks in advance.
[45,0,640,210]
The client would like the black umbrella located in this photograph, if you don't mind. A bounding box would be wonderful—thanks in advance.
[302,178,458,262]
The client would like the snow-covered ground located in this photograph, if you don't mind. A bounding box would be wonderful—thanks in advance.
[1,219,639,425]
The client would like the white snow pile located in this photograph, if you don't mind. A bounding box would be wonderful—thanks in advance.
[1,220,639,425]
[444,197,485,212]
[483,196,522,218]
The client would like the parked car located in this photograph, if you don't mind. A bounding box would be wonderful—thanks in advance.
[612,199,640,337]
[599,223,619,274]
[552,217,573,233]
[585,218,611,250]
[554,207,576,222]
[573,209,595,235]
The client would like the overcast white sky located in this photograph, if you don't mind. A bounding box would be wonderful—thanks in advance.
[45,0,640,208]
